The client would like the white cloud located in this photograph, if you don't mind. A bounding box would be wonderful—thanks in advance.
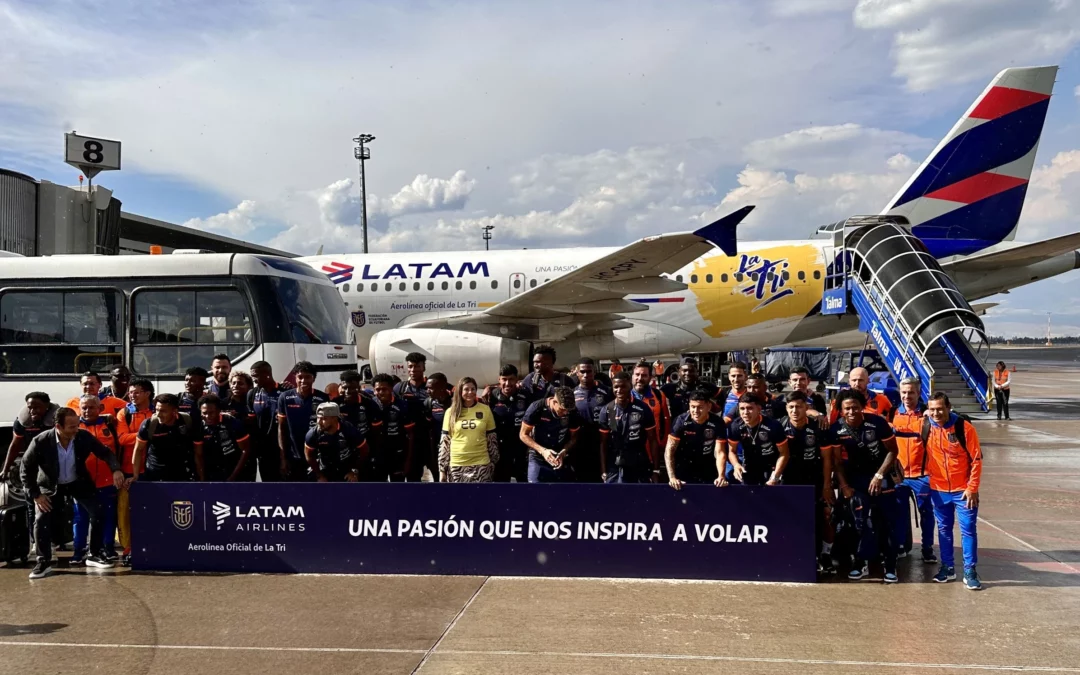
[743,123,929,174]
[182,200,259,236]
[769,0,858,17]
[1021,150,1080,239]
[372,170,476,217]
[853,0,1080,90]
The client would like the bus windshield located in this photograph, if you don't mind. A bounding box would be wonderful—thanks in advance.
[270,277,350,345]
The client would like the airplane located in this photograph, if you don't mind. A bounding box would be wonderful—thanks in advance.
[300,65,1080,384]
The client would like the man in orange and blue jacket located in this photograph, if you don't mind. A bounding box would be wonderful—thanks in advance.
[924,391,983,590]
[890,377,937,564]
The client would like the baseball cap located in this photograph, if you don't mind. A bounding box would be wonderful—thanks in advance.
[316,402,341,418]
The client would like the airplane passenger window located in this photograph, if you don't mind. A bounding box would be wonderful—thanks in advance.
[813,271,821,280]
[442,281,449,290]
[399,282,406,291]
[735,273,744,282]
[751,273,759,281]
[798,271,806,281]
[513,279,521,289]
[676,275,683,282]
[342,283,350,293]
[721,274,728,283]
[492,280,498,289]
[428,282,434,291]
[470,281,476,290]
[455,281,462,290]
[691,275,698,283]
[782,271,790,281]
[706,274,713,283]
[414,282,420,291]
[529,279,537,288]
[357,283,364,291]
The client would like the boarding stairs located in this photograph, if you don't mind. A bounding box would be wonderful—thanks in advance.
[821,216,992,413]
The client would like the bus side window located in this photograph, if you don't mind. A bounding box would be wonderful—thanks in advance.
[133,288,253,375]
[0,290,124,375]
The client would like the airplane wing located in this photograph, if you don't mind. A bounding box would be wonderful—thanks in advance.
[942,231,1080,272]
[401,206,754,339]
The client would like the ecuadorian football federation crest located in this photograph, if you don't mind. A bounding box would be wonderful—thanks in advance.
[171,501,194,530]
[351,310,367,327]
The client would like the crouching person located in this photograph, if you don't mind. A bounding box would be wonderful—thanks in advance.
[20,407,124,579]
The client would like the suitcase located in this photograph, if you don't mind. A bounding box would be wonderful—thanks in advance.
[0,502,30,565]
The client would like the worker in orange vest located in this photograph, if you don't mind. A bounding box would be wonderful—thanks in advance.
[992,361,1011,420]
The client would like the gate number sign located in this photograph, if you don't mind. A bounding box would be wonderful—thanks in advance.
[64,132,122,178]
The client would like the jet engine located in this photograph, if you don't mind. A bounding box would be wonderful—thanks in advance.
[370,328,531,385]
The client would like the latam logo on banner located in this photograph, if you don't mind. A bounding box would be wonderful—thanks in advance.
[130,483,815,582]
[321,261,353,284]
[821,288,847,315]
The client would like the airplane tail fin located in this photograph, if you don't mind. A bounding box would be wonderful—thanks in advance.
[882,66,1058,257]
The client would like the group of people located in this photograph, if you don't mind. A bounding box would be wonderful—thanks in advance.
[5,348,983,589]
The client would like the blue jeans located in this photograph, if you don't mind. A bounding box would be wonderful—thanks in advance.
[73,485,118,556]
[895,475,935,553]
[931,489,978,570]
[527,455,573,483]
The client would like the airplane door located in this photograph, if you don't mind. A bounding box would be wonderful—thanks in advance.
[509,273,527,297]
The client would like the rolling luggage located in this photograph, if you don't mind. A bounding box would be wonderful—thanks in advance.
[1,501,30,565]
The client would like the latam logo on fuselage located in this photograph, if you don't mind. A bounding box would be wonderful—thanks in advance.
[323,261,489,284]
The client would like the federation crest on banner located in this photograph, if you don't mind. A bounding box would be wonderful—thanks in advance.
[171,500,194,530]
[351,310,367,328]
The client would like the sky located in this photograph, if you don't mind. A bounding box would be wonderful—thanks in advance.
[3,0,1080,337]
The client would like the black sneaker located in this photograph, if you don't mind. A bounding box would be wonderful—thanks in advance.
[68,549,87,566]
[28,561,53,579]
[921,548,938,564]
[120,554,131,568]
[85,554,115,569]
[818,553,837,575]
[104,550,119,563]
[848,559,868,580]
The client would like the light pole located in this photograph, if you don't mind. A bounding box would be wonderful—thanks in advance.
[352,134,375,254]
[482,224,494,251]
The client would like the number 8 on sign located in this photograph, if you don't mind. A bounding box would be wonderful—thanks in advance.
[64,132,121,178]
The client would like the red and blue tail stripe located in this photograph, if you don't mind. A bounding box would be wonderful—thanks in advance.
[883,66,1057,258]
[321,261,354,284]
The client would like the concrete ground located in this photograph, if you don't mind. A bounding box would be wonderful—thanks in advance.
[2,350,1078,674]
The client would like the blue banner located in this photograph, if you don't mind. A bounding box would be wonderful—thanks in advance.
[131,483,815,582]
[821,287,847,315]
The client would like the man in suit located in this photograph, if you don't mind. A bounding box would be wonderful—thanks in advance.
[20,407,124,579]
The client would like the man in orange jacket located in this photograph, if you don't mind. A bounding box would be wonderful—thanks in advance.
[72,395,123,564]
[829,367,892,424]
[115,378,154,566]
[890,377,937,563]
[66,371,126,418]
[924,392,983,590]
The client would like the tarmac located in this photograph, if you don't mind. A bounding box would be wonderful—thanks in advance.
[1,348,1078,674]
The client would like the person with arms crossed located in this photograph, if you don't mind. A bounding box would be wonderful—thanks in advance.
[830,389,901,583]
[20,407,124,579]
[520,387,582,483]
[599,372,657,483]
[131,394,202,484]
[305,402,367,482]
[276,361,329,481]
[781,391,836,573]
[369,373,415,482]
[631,360,671,461]
[488,365,532,483]
[438,377,499,483]
[662,357,718,421]
[249,361,286,482]
[572,357,612,483]
[197,394,252,482]
[923,392,984,590]
[727,394,789,486]
[665,391,728,490]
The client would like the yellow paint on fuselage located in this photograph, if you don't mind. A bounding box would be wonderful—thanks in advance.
[689,243,826,338]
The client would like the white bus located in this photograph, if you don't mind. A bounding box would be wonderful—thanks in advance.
[0,253,353,439]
